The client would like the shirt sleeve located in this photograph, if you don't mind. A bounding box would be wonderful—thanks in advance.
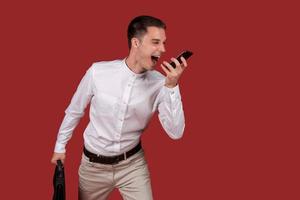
[54,66,94,153]
[157,84,185,139]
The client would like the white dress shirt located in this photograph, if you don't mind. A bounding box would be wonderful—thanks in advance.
[54,58,185,156]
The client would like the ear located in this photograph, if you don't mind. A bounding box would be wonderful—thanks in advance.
[131,38,140,48]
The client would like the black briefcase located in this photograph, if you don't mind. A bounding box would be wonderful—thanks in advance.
[52,160,66,200]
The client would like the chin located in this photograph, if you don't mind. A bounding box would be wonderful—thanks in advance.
[148,65,156,71]
[145,63,154,71]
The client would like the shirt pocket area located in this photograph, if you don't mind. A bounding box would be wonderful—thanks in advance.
[93,92,119,116]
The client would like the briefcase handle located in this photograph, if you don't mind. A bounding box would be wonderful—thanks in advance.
[56,160,64,173]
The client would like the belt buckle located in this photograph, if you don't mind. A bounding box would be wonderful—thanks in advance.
[112,153,126,165]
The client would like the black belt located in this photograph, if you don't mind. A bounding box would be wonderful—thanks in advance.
[83,142,142,165]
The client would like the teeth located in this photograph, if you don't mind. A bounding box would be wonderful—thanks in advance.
[152,55,160,58]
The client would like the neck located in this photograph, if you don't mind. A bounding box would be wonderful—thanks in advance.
[125,52,146,74]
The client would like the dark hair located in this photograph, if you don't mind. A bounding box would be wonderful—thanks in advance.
[127,15,166,49]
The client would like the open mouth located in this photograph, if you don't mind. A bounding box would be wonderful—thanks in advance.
[151,55,160,64]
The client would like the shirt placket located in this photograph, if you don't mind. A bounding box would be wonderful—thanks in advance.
[114,74,137,151]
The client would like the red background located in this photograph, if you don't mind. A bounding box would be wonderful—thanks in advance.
[1,0,299,199]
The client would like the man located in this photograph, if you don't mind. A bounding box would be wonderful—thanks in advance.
[51,15,188,200]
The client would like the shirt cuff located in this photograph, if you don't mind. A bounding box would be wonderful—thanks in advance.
[163,85,181,101]
[54,142,66,153]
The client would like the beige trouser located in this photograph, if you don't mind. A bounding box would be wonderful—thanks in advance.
[78,150,153,200]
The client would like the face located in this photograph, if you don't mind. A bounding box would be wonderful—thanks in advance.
[134,26,166,71]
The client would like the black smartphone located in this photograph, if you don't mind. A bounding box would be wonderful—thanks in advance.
[169,50,193,68]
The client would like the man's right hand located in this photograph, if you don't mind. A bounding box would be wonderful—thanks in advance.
[51,152,66,165]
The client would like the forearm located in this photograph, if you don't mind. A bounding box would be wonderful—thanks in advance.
[158,85,185,139]
[54,112,82,153]
[54,66,94,153]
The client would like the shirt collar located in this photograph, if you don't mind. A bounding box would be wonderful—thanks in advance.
[122,58,147,78]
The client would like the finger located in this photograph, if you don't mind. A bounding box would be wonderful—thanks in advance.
[60,158,65,164]
[170,57,182,70]
[161,64,171,75]
[162,61,176,73]
[180,56,188,68]
[51,158,58,165]
[51,154,66,164]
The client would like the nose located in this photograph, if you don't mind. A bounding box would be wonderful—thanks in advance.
[160,44,166,53]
